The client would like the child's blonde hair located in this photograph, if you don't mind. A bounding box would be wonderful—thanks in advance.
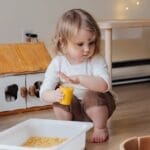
[52,8,101,55]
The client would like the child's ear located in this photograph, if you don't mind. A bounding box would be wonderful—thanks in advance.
[61,43,68,54]
[59,36,63,45]
[59,37,65,49]
[62,48,68,54]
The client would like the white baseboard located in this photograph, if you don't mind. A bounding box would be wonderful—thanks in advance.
[112,63,150,85]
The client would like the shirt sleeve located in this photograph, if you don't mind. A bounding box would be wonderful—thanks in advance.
[39,56,60,98]
[91,55,111,90]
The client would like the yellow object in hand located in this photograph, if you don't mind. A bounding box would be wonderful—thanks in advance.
[60,86,73,105]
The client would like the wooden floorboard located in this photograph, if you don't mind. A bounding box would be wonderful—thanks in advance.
[0,82,150,150]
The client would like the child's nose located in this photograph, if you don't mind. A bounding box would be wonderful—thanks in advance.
[83,46,90,53]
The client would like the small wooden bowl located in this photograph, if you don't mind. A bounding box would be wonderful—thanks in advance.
[120,135,150,150]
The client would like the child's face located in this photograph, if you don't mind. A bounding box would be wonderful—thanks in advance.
[65,29,96,64]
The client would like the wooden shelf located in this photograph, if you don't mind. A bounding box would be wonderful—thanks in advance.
[98,19,150,87]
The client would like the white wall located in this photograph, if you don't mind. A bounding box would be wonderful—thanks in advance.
[0,0,150,61]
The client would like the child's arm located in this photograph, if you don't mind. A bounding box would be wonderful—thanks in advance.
[59,72,108,92]
[78,75,108,92]
[40,56,63,103]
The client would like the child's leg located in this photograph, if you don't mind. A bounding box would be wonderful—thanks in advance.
[53,103,72,120]
[53,96,86,121]
[84,91,116,143]
[86,105,109,143]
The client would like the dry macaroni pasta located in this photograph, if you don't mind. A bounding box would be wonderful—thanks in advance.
[22,136,67,148]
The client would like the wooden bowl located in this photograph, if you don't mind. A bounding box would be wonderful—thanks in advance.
[120,135,150,150]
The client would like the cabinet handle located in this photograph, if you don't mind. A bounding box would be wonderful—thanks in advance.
[28,85,36,96]
[20,87,27,98]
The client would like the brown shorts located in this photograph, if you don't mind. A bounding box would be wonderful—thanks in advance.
[53,91,116,122]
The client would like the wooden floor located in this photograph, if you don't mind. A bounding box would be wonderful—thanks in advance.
[0,82,150,150]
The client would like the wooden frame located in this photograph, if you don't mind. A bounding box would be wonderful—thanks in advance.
[98,19,150,87]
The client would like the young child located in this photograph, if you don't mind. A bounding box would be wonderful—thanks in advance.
[40,8,116,143]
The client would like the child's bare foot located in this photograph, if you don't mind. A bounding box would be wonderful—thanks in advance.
[90,127,108,143]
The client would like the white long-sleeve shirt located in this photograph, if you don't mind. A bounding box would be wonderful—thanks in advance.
[40,54,110,100]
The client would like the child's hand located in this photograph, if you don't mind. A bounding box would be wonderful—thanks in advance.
[58,72,80,84]
[51,88,64,102]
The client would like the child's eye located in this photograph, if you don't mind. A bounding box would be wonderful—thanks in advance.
[77,43,83,47]
[89,41,95,46]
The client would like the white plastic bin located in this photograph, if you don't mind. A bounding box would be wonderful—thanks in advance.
[0,118,93,150]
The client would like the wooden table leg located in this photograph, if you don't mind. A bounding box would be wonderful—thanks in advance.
[104,28,112,88]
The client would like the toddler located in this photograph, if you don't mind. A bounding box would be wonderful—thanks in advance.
[40,8,116,143]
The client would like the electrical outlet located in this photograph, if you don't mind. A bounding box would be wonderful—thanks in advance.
[21,29,33,42]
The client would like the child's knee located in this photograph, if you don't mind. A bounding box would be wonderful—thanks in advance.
[84,90,105,109]
[53,102,70,111]
[53,104,72,120]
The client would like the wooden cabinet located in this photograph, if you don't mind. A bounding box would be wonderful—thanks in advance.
[0,42,52,114]
[0,73,47,112]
